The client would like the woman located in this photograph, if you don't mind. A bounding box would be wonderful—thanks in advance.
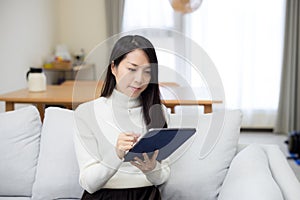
[74,35,170,200]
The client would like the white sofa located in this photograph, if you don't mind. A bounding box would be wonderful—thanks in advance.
[0,106,299,200]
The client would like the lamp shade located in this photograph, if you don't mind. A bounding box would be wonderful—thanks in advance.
[169,0,203,14]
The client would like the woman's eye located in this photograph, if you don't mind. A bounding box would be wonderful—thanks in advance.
[128,68,136,72]
[145,70,151,74]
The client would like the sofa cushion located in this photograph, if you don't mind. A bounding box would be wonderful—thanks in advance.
[218,144,284,200]
[0,106,41,196]
[31,107,83,200]
[263,145,300,200]
[159,110,242,200]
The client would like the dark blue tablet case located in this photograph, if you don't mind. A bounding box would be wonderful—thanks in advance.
[124,128,196,162]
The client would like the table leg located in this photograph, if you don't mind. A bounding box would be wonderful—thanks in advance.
[36,104,45,121]
[65,104,73,110]
[170,106,175,113]
[204,105,212,114]
[5,102,14,111]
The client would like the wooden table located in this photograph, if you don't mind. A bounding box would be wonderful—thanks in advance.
[0,81,222,120]
[159,85,221,114]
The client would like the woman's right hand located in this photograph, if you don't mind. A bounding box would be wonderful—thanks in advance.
[116,132,140,159]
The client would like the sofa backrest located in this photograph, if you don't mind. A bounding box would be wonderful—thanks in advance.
[0,106,42,197]
[31,107,83,200]
[0,106,242,200]
[160,110,242,200]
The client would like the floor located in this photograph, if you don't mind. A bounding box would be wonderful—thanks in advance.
[239,131,300,181]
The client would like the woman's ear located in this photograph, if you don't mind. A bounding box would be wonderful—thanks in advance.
[111,61,117,77]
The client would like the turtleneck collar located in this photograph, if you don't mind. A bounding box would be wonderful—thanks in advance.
[110,89,141,109]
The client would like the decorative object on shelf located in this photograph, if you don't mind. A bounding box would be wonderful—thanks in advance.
[73,48,85,66]
[43,45,73,70]
[169,0,203,14]
[42,46,94,84]
[26,67,47,92]
[51,60,73,70]
[54,44,72,61]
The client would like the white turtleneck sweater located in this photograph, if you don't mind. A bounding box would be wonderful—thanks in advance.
[74,89,170,194]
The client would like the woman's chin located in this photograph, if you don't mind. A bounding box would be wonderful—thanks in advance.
[129,92,140,98]
[128,88,143,98]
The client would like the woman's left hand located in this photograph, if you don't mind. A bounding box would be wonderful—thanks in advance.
[130,150,159,173]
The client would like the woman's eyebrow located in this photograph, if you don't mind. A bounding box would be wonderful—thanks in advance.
[127,62,150,68]
[127,61,139,67]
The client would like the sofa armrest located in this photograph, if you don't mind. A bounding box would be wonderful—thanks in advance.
[218,144,284,200]
[237,143,248,152]
[260,144,300,200]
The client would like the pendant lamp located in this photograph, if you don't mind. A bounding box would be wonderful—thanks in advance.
[169,0,203,14]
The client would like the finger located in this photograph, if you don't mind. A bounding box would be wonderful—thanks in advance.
[130,161,142,169]
[117,141,134,148]
[119,141,134,146]
[131,133,141,143]
[118,140,136,148]
[119,135,135,142]
[143,153,150,162]
[134,156,144,164]
[133,135,139,143]
[134,133,141,139]
[124,132,138,137]
[151,150,159,161]
[118,144,134,151]
[120,133,140,142]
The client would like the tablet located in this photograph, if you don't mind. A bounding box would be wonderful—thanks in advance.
[124,128,196,162]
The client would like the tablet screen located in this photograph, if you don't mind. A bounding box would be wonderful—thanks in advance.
[124,128,196,161]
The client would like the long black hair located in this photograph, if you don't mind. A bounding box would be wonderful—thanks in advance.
[101,35,167,130]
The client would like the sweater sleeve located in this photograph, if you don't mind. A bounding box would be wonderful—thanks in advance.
[145,159,171,186]
[74,131,123,194]
[73,104,123,194]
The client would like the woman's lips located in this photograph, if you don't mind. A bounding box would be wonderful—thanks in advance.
[129,86,141,92]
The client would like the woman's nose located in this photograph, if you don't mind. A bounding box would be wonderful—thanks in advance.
[134,71,144,84]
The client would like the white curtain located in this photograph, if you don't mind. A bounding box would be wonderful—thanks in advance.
[185,0,286,128]
[122,0,182,84]
[105,0,125,36]
[122,0,176,29]
[122,0,286,128]
[275,0,300,135]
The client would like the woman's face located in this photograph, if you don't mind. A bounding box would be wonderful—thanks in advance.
[111,49,152,98]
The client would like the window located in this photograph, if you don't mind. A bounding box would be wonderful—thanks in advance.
[122,0,182,84]
[185,0,286,127]
[122,0,286,127]
[122,0,174,30]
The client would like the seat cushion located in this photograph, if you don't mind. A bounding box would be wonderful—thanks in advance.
[159,110,242,200]
[218,144,284,200]
[31,107,83,200]
[0,106,41,197]
[263,145,300,200]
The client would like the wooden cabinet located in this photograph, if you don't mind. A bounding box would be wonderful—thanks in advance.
[43,63,96,84]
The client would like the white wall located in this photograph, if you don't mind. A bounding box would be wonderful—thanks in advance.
[0,0,108,112]
[56,0,107,54]
[55,0,108,81]
[0,0,57,112]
